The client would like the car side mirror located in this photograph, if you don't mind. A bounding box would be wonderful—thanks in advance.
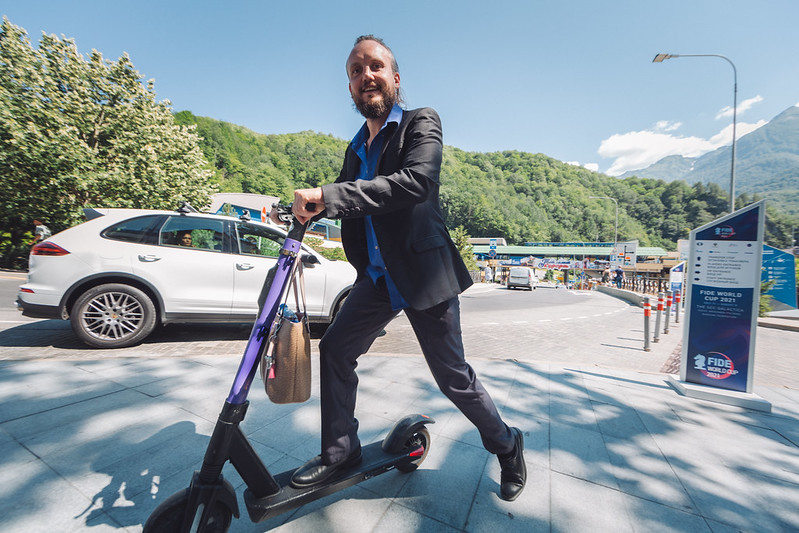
[300,253,320,266]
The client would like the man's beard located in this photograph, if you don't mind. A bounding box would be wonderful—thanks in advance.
[353,84,397,119]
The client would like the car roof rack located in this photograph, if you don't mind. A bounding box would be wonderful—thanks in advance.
[177,202,199,214]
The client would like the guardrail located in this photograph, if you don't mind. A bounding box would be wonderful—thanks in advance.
[595,285,645,306]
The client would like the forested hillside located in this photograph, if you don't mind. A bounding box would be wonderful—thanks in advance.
[175,111,797,249]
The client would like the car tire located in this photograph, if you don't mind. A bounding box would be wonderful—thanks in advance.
[332,291,349,320]
[71,283,157,348]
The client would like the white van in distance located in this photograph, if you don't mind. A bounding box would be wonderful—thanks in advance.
[506,267,537,291]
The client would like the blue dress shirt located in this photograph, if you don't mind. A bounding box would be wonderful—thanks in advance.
[350,104,409,310]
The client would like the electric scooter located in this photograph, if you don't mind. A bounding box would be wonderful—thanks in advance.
[143,205,434,532]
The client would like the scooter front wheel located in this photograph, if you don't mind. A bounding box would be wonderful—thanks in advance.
[144,488,232,533]
[396,428,431,473]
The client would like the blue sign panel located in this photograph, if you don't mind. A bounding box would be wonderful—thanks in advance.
[682,202,765,393]
[761,244,798,310]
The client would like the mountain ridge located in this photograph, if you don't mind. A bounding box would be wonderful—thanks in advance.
[619,105,799,216]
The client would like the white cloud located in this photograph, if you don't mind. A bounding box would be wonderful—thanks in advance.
[654,120,681,132]
[708,120,767,147]
[598,120,767,176]
[599,130,712,176]
[565,161,600,172]
[716,95,763,119]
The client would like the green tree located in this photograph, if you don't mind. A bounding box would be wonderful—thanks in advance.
[304,237,348,262]
[759,279,777,317]
[449,225,478,271]
[0,18,216,267]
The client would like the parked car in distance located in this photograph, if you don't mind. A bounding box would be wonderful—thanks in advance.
[506,266,537,291]
[17,207,356,348]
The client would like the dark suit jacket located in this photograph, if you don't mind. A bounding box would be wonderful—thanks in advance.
[321,107,473,310]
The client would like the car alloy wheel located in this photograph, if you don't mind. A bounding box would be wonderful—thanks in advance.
[71,283,157,348]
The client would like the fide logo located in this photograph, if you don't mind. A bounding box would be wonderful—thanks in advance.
[714,225,736,238]
[693,352,737,380]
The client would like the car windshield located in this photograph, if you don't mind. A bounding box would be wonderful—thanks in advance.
[236,222,285,257]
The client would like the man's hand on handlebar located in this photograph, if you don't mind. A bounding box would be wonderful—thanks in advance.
[292,187,325,224]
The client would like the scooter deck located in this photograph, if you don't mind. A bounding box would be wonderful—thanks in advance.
[243,440,419,523]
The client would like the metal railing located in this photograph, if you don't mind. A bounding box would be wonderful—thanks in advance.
[619,274,669,296]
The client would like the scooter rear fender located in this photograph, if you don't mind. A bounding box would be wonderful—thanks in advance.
[381,414,435,454]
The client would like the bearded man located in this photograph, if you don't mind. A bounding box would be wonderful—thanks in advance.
[287,35,527,502]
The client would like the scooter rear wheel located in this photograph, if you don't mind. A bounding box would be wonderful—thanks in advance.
[143,488,232,533]
[396,428,431,473]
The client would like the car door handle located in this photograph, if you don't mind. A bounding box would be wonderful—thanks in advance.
[236,263,255,271]
[138,254,162,262]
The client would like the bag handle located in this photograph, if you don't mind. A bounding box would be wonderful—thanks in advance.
[262,256,308,376]
[292,263,307,312]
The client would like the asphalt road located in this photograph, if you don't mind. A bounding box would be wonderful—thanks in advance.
[2,274,796,391]
[375,282,669,373]
[0,271,29,324]
[0,274,663,370]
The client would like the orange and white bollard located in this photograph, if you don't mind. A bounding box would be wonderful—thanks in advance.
[674,290,681,323]
[643,297,651,352]
[654,292,664,343]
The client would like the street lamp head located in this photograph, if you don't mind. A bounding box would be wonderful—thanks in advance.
[649,52,738,214]
[652,53,677,63]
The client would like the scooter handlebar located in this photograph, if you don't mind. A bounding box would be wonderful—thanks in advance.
[272,203,314,243]
[272,202,316,223]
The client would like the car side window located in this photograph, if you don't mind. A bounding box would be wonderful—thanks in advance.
[160,217,225,252]
[236,222,284,258]
[101,215,165,245]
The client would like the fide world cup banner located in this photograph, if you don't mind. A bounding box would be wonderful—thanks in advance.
[681,201,765,393]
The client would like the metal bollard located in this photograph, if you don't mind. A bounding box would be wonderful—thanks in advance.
[643,297,651,351]
[674,290,681,323]
[653,291,664,343]
[664,290,672,334]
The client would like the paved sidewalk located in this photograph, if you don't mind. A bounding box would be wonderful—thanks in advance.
[1,294,798,532]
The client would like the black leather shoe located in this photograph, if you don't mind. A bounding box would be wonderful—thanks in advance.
[290,446,363,488]
[498,427,526,501]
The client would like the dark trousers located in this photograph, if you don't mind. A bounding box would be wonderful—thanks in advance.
[318,278,514,464]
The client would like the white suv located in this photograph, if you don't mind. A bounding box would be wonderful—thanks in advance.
[17,207,355,348]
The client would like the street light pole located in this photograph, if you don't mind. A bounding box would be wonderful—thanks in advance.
[589,196,618,246]
[652,53,738,214]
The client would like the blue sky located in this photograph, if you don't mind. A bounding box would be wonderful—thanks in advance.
[4,1,798,176]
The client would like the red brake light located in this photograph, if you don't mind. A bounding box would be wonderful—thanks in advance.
[31,242,70,256]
